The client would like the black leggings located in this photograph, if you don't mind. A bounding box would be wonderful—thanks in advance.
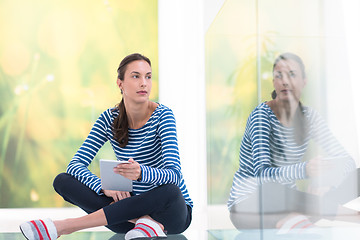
[53,173,192,234]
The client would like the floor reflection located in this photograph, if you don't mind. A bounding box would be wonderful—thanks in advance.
[108,233,188,240]
[2,228,360,240]
[208,227,360,240]
[0,232,188,240]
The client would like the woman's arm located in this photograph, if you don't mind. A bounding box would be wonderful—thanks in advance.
[306,110,356,185]
[66,110,110,194]
[249,109,307,184]
[228,107,307,209]
[138,108,182,186]
[310,110,355,167]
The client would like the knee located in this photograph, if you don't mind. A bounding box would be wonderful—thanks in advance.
[161,184,183,201]
[53,173,71,194]
[230,211,260,229]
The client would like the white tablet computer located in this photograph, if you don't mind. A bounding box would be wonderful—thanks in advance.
[100,159,133,192]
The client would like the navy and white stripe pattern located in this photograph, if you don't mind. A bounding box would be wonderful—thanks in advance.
[228,102,354,209]
[66,103,193,208]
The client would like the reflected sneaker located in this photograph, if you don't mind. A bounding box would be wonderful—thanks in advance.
[277,214,314,235]
[125,218,167,240]
[20,219,58,240]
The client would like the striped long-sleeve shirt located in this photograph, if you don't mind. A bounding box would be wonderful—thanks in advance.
[228,102,355,209]
[66,103,193,208]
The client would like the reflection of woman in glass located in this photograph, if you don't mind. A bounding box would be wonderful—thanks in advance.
[20,53,193,240]
[228,53,358,232]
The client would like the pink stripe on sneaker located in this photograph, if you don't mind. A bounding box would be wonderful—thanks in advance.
[290,219,308,230]
[39,220,51,240]
[301,223,314,229]
[133,227,151,237]
[135,223,158,237]
[30,221,44,240]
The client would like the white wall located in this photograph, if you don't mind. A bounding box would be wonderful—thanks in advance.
[158,0,234,231]
[158,0,208,218]
[324,0,360,165]
[157,0,227,214]
[343,1,360,166]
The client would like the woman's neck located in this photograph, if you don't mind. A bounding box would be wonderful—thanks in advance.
[124,100,155,129]
[267,99,299,127]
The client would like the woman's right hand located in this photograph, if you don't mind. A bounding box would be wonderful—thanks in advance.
[102,189,131,202]
[306,155,346,193]
[305,156,334,178]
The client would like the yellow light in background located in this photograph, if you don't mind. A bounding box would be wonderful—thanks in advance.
[30,189,40,202]
[14,84,29,95]
[0,40,31,76]
[37,9,88,60]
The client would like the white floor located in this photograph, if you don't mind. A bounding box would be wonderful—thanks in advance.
[0,204,235,233]
[2,202,360,239]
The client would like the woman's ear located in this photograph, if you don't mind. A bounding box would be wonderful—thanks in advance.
[117,78,122,88]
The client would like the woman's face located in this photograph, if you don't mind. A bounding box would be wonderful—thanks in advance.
[273,59,307,103]
[117,60,152,104]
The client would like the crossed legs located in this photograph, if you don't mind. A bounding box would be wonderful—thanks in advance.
[52,173,191,235]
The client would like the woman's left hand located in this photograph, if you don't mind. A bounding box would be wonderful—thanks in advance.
[114,158,141,181]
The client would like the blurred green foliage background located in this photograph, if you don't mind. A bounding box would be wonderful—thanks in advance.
[0,0,158,207]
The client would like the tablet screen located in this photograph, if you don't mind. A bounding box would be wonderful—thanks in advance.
[100,159,133,192]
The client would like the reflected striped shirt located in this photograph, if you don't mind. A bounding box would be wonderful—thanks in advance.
[66,103,193,208]
[228,102,354,209]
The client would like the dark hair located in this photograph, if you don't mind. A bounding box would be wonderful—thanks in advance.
[271,52,308,144]
[293,102,308,144]
[271,52,306,100]
[112,53,151,147]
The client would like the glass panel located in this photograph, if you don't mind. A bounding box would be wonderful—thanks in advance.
[206,0,258,205]
[206,0,359,235]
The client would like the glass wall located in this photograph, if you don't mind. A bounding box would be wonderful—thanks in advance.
[0,0,158,207]
[206,0,359,233]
